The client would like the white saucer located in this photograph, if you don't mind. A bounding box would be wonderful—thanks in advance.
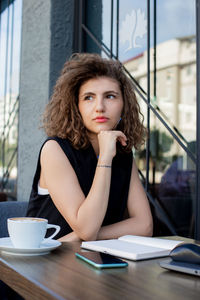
[0,237,61,256]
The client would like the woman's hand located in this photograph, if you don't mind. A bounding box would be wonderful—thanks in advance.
[98,130,127,162]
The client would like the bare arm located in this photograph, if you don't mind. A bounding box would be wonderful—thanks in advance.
[40,131,127,241]
[96,159,153,240]
[58,159,153,242]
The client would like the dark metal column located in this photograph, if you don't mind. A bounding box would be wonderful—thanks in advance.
[2,0,10,189]
[73,0,84,53]
[110,0,113,58]
[145,0,151,191]
[116,0,119,59]
[83,0,102,54]
[153,0,157,101]
[49,0,75,97]
[195,0,200,240]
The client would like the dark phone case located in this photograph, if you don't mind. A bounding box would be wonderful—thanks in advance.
[75,252,128,269]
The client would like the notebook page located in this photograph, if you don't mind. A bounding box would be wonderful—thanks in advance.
[119,235,183,250]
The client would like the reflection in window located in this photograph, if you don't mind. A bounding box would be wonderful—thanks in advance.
[120,0,196,237]
[0,0,22,200]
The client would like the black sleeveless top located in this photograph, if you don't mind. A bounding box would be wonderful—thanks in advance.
[26,137,133,239]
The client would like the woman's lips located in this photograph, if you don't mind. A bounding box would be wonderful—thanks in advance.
[95,117,108,123]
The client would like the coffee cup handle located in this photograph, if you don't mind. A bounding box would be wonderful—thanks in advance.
[44,224,61,242]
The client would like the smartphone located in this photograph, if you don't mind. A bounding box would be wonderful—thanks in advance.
[75,251,128,269]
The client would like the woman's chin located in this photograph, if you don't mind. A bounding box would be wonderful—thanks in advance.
[86,124,115,136]
[96,124,115,132]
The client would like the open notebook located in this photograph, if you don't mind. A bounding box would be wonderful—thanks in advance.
[81,235,184,261]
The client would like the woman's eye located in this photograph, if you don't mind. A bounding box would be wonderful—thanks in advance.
[107,94,115,99]
[84,95,93,100]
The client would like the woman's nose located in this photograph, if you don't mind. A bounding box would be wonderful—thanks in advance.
[95,96,105,112]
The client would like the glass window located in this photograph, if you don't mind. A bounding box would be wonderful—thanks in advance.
[84,0,197,237]
[0,0,22,199]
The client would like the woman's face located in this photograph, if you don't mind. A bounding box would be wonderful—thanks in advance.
[78,76,124,139]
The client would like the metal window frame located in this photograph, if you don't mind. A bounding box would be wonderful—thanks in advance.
[195,0,200,239]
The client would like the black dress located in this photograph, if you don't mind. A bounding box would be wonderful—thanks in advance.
[26,137,133,239]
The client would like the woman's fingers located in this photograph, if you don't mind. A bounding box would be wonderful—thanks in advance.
[98,130,127,160]
[112,130,127,146]
[99,130,127,141]
[117,135,127,146]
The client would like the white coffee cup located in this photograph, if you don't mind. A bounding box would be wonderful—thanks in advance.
[7,217,61,249]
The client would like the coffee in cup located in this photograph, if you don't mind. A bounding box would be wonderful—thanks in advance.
[7,217,60,249]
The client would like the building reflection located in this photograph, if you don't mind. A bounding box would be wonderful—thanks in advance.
[124,35,196,237]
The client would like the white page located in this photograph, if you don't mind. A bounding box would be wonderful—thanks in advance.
[119,235,183,250]
[81,239,170,260]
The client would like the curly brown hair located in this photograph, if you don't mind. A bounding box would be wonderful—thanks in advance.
[42,53,145,152]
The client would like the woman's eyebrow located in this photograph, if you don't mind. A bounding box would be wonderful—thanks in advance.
[80,92,95,97]
[104,90,119,94]
[80,90,120,97]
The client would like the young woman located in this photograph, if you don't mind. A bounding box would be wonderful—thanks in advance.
[26,53,153,241]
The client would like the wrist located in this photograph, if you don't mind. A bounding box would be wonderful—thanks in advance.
[98,154,113,165]
[97,164,112,168]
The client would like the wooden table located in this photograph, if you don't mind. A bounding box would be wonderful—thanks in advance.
[0,238,200,300]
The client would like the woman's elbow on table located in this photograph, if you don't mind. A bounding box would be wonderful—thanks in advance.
[144,218,153,237]
[74,227,98,241]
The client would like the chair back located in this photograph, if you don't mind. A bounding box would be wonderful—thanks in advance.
[0,201,28,238]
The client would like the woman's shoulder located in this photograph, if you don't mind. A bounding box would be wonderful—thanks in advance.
[40,136,85,166]
[39,137,76,162]
[46,136,71,145]
[41,137,73,151]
